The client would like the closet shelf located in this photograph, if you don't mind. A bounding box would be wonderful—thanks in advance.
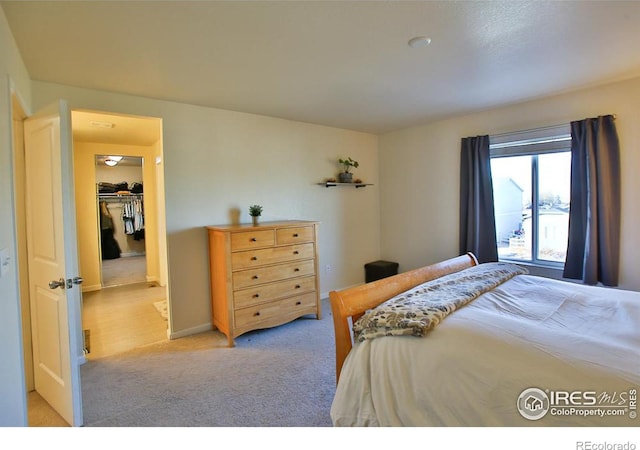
[97,193,144,203]
[98,193,144,197]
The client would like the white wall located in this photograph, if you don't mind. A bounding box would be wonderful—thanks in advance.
[379,76,640,291]
[0,6,31,427]
[95,162,144,186]
[32,81,380,336]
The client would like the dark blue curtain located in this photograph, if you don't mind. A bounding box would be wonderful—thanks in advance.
[459,135,498,263]
[563,115,620,286]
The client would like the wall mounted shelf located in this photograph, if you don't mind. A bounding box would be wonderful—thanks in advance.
[318,182,373,188]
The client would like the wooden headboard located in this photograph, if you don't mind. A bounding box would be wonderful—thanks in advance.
[328,252,479,383]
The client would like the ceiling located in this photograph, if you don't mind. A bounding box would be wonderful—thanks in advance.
[71,110,161,146]
[3,1,640,135]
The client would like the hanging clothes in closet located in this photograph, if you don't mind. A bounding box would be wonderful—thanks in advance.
[99,200,122,260]
[122,195,145,241]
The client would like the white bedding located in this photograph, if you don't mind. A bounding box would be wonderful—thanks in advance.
[331,274,640,426]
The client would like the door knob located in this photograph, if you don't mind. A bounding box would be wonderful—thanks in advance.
[49,278,66,290]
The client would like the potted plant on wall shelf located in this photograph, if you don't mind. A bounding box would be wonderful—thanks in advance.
[249,204,263,226]
[338,157,359,183]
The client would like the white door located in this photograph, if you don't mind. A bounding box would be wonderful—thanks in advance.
[23,100,83,426]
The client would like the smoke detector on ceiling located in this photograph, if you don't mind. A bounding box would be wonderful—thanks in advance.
[90,120,115,128]
[408,36,432,48]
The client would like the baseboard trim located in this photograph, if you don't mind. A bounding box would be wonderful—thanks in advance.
[321,282,362,301]
[82,284,102,293]
[166,298,333,341]
[168,322,212,340]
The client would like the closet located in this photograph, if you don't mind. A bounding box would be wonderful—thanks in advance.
[95,155,147,287]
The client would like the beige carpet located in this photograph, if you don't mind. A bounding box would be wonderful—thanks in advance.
[102,255,147,287]
[80,299,335,427]
[28,391,69,427]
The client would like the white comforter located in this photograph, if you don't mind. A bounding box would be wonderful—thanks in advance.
[331,275,640,426]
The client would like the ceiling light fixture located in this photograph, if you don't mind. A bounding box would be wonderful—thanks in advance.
[108,156,123,162]
[408,36,432,49]
[104,159,118,167]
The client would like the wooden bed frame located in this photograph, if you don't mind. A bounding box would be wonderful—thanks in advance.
[328,252,478,382]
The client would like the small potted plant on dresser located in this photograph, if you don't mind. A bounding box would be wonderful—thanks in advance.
[249,204,263,226]
[338,157,359,183]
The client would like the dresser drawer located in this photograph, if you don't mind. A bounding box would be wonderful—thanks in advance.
[233,259,316,290]
[234,292,318,329]
[233,276,316,309]
[230,229,275,251]
[231,242,315,270]
[276,226,315,245]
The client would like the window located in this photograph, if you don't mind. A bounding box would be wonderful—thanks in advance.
[490,125,571,267]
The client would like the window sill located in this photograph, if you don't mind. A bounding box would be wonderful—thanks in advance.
[500,259,565,280]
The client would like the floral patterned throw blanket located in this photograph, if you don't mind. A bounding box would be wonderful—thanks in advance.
[353,262,528,342]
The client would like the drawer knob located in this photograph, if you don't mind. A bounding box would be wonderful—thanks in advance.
[252,275,259,280]
[295,285,301,289]
[293,250,299,255]
[296,301,302,305]
[294,268,300,272]
[251,256,258,261]
[253,293,260,298]
[293,233,299,237]
[254,311,261,316]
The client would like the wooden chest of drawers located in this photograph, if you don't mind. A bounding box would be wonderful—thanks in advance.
[207,220,321,346]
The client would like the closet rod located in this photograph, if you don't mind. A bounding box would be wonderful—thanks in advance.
[97,193,143,197]
[97,193,143,203]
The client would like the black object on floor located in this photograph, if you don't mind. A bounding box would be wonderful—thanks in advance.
[364,260,399,283]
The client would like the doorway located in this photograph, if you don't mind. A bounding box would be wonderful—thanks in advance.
[71,110,170,361]
[13,102,171,425]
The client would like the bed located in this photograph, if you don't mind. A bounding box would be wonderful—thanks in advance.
[329,253,640,426]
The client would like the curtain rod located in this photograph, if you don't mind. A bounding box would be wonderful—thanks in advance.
[578,113,617,121]
[490,123,569,140]
[490,114,616,140]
